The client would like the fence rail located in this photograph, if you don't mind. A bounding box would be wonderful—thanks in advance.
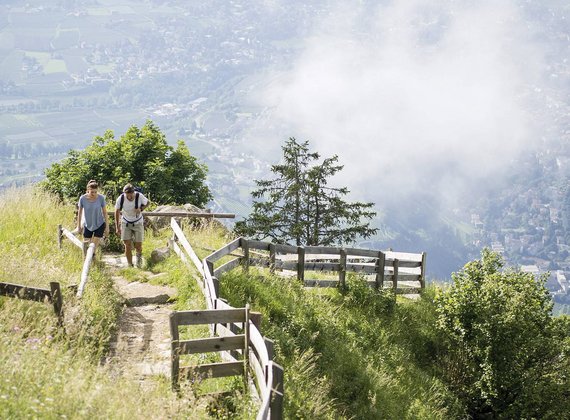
[0,281,63,325]
[169,219,283,420]
[57,225,97,298]
[208,238,427,293]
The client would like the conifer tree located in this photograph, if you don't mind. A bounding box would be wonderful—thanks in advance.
[236,137,377,245]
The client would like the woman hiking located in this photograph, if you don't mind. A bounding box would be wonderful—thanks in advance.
[77,180,110,248]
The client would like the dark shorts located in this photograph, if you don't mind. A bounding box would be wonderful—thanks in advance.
[83,223,106,238]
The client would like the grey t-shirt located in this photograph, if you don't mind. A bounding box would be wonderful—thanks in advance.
[79,194,106,231]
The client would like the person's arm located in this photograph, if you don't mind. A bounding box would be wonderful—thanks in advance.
[115,201,121,235]
[77,199,83,232]
[136,195,149,216]
[102,205,110,236]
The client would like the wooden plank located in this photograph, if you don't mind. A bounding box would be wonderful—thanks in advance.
[180,361,244,379]
[61,227,83,249]
[214,258,241,278]
[174,309,247,326]
[339,248,347,288]
[57,224,62,249]
[143,211,235,218]
[384,251,423,262]
[269,244,276,274]
[269,362,284,420]
[241,238,250,271]
[273,244,298,254]
[297,247,305,282]
[247,240,271,251]
[393,259,399,291]
[383,259,422,268]
[304,246,341,255]
[207,238,242,263]
[343,247,382,258]
[420,252,427,289]
[304,262,340,272]
[170,218,204,276]
[375,252,385,289]
[77,243,96,298]
[303,279,338,288]
[0,282,52,302]
[275,261,297,271]
[215,298,233,310]
[250,349,268,395]
[346,264,376,274]
[170,312,180,390]
[50,282,63,325]
[250,257,270,268]
[179,335,245,354]
[249,324,270,368]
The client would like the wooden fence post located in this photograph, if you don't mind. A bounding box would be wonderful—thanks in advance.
[393,258,399,292]
[270,363,284,420]
[269,243,276,274]
[420,252,427,289]
[57,225,63,249]
[50,282,63,326]
[244,305,250,390]
[241,238,250,271]
[375,251,385,289]
[297,246,305,283]
[169,312,180,391]
[339,248,347,289]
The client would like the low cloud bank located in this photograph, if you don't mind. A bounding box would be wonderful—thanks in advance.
[248,0,548,209]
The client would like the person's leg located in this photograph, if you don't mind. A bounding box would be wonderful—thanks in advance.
[124,240,133,266]
[133,224,145,268]
[134,242,143,268]
[121,222,134,266]
[83,226,94,256]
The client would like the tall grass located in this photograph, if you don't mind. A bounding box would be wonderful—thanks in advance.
[0,187,217,418]
[219,269,464,419]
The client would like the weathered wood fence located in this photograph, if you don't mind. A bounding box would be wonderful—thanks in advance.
[57,225,96,298]
[0,281,63,325]
[169,218,284,420]
[209,239,427,294]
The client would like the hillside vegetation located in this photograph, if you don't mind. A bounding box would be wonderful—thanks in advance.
[1,187,569,419]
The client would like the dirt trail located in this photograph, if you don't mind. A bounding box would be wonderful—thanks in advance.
[102,254,176,384]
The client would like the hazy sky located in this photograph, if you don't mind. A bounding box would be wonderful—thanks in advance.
[248,0,548,208]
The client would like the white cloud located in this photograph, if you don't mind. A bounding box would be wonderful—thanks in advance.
[247,0,546,207]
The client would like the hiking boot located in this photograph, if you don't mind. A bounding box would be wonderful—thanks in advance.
[136,255,143,268]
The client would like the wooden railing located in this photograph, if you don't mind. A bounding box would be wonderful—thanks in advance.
[169,219,284,420]
[0,281,63,325]
[57,225,96,298]
[209,239,427,294]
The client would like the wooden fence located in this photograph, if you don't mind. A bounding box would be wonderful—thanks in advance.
[208,239,427,294]
[57,225,96,298]
[169,218,284,420]
[0,281,63,325]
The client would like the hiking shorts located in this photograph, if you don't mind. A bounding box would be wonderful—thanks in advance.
[84,223,106,239]
[121,222,144,243]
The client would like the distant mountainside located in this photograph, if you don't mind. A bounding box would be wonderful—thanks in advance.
[0,0,569,288]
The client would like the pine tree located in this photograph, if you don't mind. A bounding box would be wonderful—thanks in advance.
[236,137,378,246]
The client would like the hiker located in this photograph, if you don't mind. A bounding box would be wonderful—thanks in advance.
[114,183,149,268]
[77,180,109,248]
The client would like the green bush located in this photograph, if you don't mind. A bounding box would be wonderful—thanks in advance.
[435,249,570,418]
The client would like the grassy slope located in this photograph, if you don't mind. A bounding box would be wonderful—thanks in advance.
[0,187,216,419]
[0,187,463,419]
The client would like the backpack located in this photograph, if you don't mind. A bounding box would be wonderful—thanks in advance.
[119,192,140,211]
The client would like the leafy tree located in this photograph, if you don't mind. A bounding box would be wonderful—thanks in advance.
[41,120,212,207]
[435,249,570,418]
[235,137,377,246]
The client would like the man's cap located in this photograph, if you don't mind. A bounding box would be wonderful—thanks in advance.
[123,183,135,193]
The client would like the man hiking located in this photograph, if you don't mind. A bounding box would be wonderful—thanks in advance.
[114,183,149,268]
